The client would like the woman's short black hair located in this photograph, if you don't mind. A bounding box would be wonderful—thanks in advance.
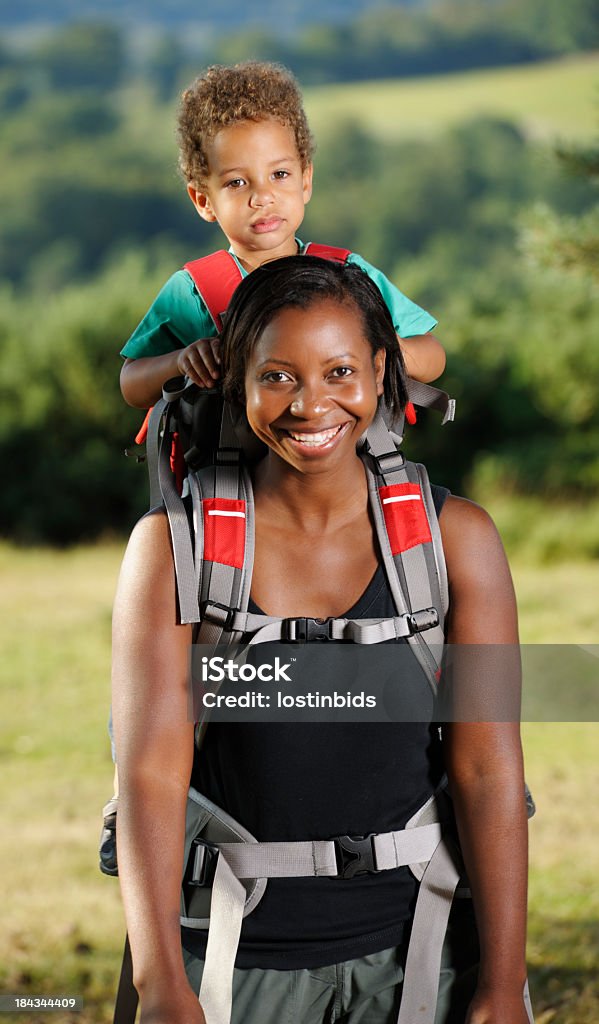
[220,255,408,420]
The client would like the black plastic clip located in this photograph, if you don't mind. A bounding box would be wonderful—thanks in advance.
[188,837,220,887]
[124,447,146,464]
[201,601,238,631]
[373,449,405,476]
[334,834,379,879]
[214,447,242,466]
[283,617,336,643]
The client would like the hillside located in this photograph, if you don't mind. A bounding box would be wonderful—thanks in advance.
[305,52,599,144]
[117,52,599,169]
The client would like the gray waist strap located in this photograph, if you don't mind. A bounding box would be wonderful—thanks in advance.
[198,823,445,1024]
[216,823,442,878]
[196,827,535,1024]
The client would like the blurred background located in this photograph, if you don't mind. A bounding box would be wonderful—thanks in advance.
[0,1,598,1021]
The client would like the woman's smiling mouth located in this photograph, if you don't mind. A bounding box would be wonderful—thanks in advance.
[282,423,350,450]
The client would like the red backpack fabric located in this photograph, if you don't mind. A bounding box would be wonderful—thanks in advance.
[183,244,352,331]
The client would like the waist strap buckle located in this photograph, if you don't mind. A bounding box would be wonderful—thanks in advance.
[334,834,379,879]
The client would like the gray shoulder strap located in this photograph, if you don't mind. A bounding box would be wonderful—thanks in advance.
[406,379,455,424]
[189,458,255,647]
[417,463,449,619]
[389,380,455,443]
[155,400,200,624]
[144,392,255,631]
[187,403,255,647]
[143,384,202,624]
[145,398,168,510]
[363,407,446,690]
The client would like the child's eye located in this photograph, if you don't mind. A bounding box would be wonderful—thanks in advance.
[225,178,245,189]
[272,170,290,180]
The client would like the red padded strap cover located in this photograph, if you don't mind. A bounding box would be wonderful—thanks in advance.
[184,251,244,333]
[202,498,246,569]
[379,483,432,555]
[304,243,351,263]
[184,246,351,332]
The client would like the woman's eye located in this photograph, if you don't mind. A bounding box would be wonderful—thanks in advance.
[330,366,354,378]
[262,371,292,383]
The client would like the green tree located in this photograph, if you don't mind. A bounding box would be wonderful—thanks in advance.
[33,22,126,92]
[0,253,173,543]
[520,137,599,280]
[145,33,186,101]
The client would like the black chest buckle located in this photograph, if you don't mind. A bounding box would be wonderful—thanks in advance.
[283,617,336,643]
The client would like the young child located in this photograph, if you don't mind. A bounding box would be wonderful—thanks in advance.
[119,61,445,409]
[100,61,446,875]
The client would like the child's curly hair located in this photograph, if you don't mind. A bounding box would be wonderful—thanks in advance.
[177,61,314,187]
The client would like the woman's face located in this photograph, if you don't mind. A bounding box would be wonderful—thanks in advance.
[244,298,385,474]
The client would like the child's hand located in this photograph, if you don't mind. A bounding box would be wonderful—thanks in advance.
[177,338,222,388]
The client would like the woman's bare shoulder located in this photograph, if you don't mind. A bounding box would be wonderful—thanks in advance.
[114,508,177,624]
[438,495,518,643]
[439,494,505,567]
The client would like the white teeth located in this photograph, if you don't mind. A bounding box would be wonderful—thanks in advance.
[288,425,342,446]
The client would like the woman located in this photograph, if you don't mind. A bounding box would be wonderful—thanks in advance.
[112,257,531,1024]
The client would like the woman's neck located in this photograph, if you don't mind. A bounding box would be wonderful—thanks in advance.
[250,449,379,618]
[253,452,369,534]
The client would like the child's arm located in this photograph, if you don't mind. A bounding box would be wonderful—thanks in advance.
[121,338,222,408]
[343,254,445,384]
[120,270,223,407]
[399,332,446,383]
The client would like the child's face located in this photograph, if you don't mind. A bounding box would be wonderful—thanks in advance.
[187,119,313,269]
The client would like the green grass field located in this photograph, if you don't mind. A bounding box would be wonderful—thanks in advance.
[305,53,599,144]
[0,539,597,1023]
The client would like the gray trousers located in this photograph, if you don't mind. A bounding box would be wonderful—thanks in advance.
[182,937,476,1024]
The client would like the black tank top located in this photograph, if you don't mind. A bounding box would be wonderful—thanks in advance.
[182,485,449,969]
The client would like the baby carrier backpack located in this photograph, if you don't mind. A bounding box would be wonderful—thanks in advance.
[112,373,535,1024]
[103,242,455,882]
[131,243,455,453]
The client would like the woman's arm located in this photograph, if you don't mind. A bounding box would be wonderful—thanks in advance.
[440,496,530,1024]
[112,510,205,1023]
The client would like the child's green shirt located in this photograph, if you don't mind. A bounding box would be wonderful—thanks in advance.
[121,241,437,359]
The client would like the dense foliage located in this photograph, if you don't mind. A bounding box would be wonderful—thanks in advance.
[2,0,598,82]
[211,0,599,84]
[0,21,597,542]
